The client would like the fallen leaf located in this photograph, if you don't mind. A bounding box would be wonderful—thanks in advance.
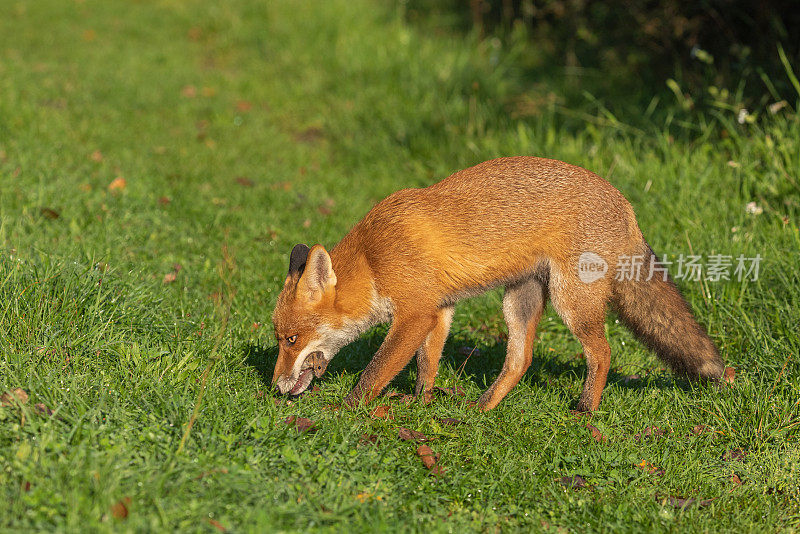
[634,426,668,440]
[158,196,171,205]
[636,459,664,475]
[207,518,227,532]
[235,100,252,112]
[284,416,316,433]
[416,444,443,475]
[723,367,735,383]
[690,424,710,436]
[586,424,607,443]
[39,207,60,220]
[430,465,446,476]
[722,449,747,462]
[187,27,202,41]
[271,181,293,191]
[358,434,378,445]
[34,403,53,416]
[90,150,103,162]
[22,481,31,492]
[436,417,465,426]
[110,497,131,519]
[163,272,177,284]
[730,474,742,486]
[1,388,29,406]
[398,427,432,443]
[559,475,586,489]
[294,126,324,143]
[181,85,197,98]
[370,405,393,420]
[235,176,254,187]
[108,177,127,192]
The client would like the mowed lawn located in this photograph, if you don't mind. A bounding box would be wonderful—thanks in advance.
[1,0,799,531]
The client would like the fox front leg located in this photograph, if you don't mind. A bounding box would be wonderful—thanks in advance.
[344,311,437,407]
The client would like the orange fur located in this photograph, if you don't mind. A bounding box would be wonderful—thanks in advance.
[272,157,726,411]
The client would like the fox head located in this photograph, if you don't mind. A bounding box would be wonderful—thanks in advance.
[271,243,345,395]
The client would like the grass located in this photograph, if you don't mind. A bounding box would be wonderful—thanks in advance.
[1,0,799,531]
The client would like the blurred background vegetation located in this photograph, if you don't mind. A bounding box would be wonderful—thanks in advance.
[404,0,799,127]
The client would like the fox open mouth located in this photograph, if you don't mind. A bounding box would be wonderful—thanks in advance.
[288,351,328,395]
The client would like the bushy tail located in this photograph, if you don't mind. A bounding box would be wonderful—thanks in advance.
[611,243,725,381]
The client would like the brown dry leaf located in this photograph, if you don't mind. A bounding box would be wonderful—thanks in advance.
[207,518,227,532]
[187,27,202,41]
[181,85,197,98]
[1,388,29,406]
[294,126,324,143]
[430,465,446,476]
[369,405,393,420]
[34,403,53,416]
[358,434,378,445]
[285,416,316,433]
[690,424,710,436]
[235,100,252,112]
[634,426,668,441]
[40,207,60,220]
[271,181,293,191]
[586,424,607,443]
[436,417,465,427]
[730,474,742,486]
[108,177,127,192]
[90,150,103,162]
[235,176,254,187]
[317,199,335,216]
[559,475,587,489]
[110,497,131,519]
[723,367,736,383]
[398,427,432,443]
[158,196,171,205]
[636,459,664,475]
[416,444,443,475]
[722,449,747,462]
[163,272,177,284]
[659,495,713,509]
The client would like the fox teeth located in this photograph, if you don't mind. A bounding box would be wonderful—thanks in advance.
[289,368,313,395]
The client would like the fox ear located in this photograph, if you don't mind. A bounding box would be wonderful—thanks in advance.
[287,244,310,277]
[298,244,336,301]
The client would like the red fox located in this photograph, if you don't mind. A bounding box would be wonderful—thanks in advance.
[271,157,730,411]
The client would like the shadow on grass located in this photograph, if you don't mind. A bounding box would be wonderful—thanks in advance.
[241,326,687,408]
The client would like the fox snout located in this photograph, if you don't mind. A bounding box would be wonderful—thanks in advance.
[272,350,328,396]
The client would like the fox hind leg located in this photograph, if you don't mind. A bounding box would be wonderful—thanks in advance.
[549,266,612,412]
[478,276,546,411]
[414,306,454,396]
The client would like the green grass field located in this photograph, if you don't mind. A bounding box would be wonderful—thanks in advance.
[1,0,799,531]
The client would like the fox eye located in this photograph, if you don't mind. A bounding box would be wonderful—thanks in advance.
[286,335,297,345]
